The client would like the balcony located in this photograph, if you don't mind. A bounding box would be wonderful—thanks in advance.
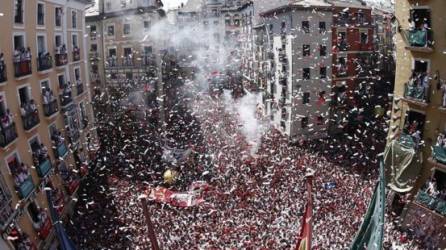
[37,53,53,72]
[337,40,348,51]
[106,56,157,69]
[0,122,18,147]
[36,158,52,177]
[403,81,430,108]
[13,58,32,78]
[89,51,99,60]
[55,46,68,66]
[67,129,80,144]
[37,216,52,239]
[72,47,81,62]
[416,190,446,216]
[17,175,35,199]
[60,89,73,107]
[403,28,434,53]
[54,143,68,158]
[0,60,6,83]
[76,82,84,96]
[43,99,59,117]
[21,109,40,131]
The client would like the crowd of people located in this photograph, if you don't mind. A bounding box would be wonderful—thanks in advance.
[64,81,433,249]
[12,162,31,189]
[13,47,32,75]
[0,109,16,144]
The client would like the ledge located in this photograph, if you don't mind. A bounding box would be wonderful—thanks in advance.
[405,46,434,53]
[37,69,53,75]
[24,124,40,133]
[428,157,446,172]
[401,97,429,108]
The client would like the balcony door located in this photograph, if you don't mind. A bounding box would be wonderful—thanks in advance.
[18,86,31,106]
[37,35,47,56]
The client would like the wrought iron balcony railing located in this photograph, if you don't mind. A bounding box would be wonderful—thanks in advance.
[37,54,53,71]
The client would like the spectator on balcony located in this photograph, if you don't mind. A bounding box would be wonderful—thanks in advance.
[52,130,65,146]
[40,143,48,158]
[13,163,29,188]
[421,73,430,100]
[29,99,37,112]
[436,133,445,148]
[441,80,446,108]
[0,53,5,76]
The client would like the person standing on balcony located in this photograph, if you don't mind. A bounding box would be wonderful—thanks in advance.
[25,47,32,73]
[13,48,21,75]
[421,73,430,101]
[0,53,5,76]
[441,80,446,107]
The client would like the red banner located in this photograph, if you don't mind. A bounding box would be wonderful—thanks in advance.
[148,181,208,208]
[296,177,313,250]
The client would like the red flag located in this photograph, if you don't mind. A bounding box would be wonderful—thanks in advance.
[296,177,313,250]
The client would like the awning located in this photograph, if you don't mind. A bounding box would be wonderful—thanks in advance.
[384,134,422,193]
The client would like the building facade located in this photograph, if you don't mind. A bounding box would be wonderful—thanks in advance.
[85,0,164,95]
[261,1,333,140]
[328,0,376,134]
[389,0,446,247]
[0,0,98,249]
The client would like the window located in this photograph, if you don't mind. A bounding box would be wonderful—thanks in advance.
[319,22,326,33]
[303,68,310,80]
[90,44,97,52]
[320,45,327,56]
[37,3,45,26]
[303,45,310,57]
[301,117,309,128]
[0,95,7,118]
[360,31,368,45]
[27,201,41,224]
[37,35,46,55]
[74,68,81,81]
[302,21,310,33]
[107,25,115,36]
[337,57,347,75]
[124,48,132,57]
[72,11,77,29]
[55,34,63,48]
[338,31,347,50]
[18,86,31,106]
[90,25,96,33]
[14,0,24,24]
[55,7,62,27]
[108,48,116,57]
[123,24,131,35]
[125,72,133,80]
[58,74,66,88]
[225,15,231,26]
[72,34,78,48]
[144,21,151,29]
[357,12,365,24]
[303,92,310,104]
[13,35,25,51]
[144,46,152,54]
[320,67,327,79]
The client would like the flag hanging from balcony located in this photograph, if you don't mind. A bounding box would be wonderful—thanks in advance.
[350,159,385,250]
[46,190,77,250]
[295,176,313,250]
